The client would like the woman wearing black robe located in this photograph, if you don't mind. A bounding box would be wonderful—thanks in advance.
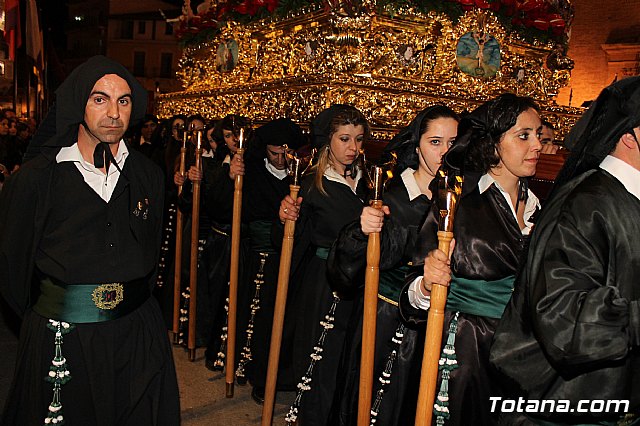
[277,104,369,426]
[327,105,460,425]
[399,94,543,425]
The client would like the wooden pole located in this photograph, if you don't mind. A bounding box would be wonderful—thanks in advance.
[415,171,462,426]
[261,183,300,425]
[414,232,453,425]
[188,131,203,361]
[356,162,389,426]
[357,198,383,426]
[172,127,188,343]
[226,129,246,397]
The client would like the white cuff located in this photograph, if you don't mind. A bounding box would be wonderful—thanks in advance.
[408,276,431,310]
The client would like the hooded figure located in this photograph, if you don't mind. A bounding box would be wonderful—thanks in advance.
[0,56,179,425]
[231,117,308,400]
[491,76,640,425]
[25,56,147,164]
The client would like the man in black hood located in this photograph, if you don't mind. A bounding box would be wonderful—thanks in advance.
[491,76,640,424]
[0,56,180,425]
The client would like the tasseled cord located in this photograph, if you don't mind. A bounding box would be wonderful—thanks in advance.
[236,253,268,381]
[370,323,406,425]
[434,312,460,425]
[44,320,75,425]
[285,295,340,424]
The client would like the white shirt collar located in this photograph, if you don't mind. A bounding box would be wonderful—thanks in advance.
[600,155,640,201]
[401,168,423,201]
[264,158,288,180]
[478,173,540,235]
[324,165,363,194]
[56,140,129,172]
[56,140,128,202]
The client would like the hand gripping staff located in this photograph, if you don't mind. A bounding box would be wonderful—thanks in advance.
[188,130,204,361]
[357,153,396,426]
[226,127,247,397]
[415,170,463,425]
[172,124,188,343]
[261,147,315,425]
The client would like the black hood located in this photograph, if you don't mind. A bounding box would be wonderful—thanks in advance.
[26,55,147,161]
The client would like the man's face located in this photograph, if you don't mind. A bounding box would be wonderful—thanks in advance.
[266,144,289,170]
[141,120,157,140]
[83,74,132,145]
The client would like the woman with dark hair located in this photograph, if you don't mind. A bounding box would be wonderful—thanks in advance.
[399,93,543,425]
[278,104,370,426]
[328,105,460,426]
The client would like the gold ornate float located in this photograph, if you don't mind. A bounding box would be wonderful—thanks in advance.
[158,1,582,141]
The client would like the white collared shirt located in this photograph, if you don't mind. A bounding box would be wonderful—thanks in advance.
[401,168,423,201]
[324,165,363,194]
[56,140,128,202]
[600,155,640,201]
[265,158,288,180]
[408,173,540,310]
[477,174,540,236]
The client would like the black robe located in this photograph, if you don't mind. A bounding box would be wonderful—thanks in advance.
[327,171,431,426]
[196,153,250,359]
[490,169,640,424]
[278,170,367,426]
[236,156,292,388]
[399,173,534,426]
[0,149,180,425]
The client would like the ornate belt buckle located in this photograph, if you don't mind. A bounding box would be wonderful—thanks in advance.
[92,283,124,310]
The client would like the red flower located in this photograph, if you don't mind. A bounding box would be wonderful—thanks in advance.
[474,0,491,9]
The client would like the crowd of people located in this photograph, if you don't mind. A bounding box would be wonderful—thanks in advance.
[0,108,37,191]
[0,55,638,426]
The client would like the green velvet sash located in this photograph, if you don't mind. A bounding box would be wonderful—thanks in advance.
[315,247,330,260]
[446,273,515,319]
[378,264,410,304]
[249,220,276,253]
[33,276,150,323]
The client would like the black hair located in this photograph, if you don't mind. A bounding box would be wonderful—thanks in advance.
[541,120,554,130]
[392,105,460,173]
[213,114,249,143]
[464,94,539,173]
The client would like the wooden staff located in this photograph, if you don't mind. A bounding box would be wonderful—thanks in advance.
[415,171,463,426]
[188,130,204,361]
[226,128,246,397]
[172,126,188,343]
[357,165,385,426]
[262,149,315,426]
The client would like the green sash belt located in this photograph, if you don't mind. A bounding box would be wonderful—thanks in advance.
[33,275,151,323]
[315,247,330,260]
[378,264,411,304]
[446,274,515,319]
[249,220,276,253]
